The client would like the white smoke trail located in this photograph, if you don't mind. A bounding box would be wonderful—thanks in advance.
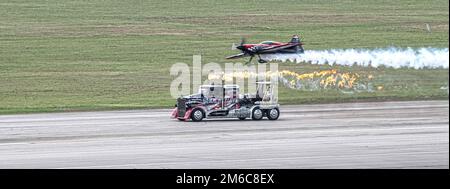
[261,47,449,69]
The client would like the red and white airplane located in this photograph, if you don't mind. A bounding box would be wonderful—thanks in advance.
[226,35,304,64]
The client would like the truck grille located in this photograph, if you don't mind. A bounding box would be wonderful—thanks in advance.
[177,98,186,118]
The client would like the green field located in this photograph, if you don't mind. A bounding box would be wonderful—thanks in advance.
[0,0,448,114]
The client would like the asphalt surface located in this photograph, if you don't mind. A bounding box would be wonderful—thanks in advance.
[0,100,448,169]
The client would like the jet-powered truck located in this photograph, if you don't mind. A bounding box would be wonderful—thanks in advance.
[171,82,279,122]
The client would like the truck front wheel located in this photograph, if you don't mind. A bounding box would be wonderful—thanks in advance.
[191,109,204,122]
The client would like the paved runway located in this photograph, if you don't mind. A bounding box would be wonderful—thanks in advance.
[0,100,448,168]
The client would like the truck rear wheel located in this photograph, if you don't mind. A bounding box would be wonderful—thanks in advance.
[267,108,280,120]
[252,108,263,120]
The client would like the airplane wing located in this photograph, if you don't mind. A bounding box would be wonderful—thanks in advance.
[259,43,298,53]
[226,53,247,59]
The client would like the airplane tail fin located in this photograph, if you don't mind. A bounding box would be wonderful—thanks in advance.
[291,35,304,54]
[290,35,300,43]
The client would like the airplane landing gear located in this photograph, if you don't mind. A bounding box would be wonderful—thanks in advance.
[244,54,268,64]
[245,55,254,65]
[257,54,267,63]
